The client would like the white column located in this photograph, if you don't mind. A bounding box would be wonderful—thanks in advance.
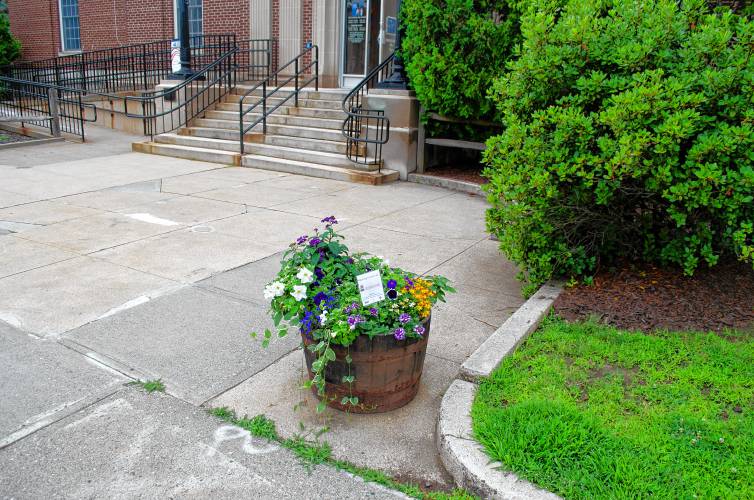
[249,0,272,39]
[312,0,341,87]
[278,0,302,70]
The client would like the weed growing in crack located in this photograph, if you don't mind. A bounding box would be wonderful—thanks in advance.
[207,407,476,500]
[129,379,166,393]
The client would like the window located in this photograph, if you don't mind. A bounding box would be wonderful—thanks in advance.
[59,0,81,51]
[188,0,203,39]
[175,0,203,41]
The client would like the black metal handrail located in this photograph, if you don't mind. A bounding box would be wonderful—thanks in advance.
[2,35,272,95]
[0,47,237,141]
[236,38,274,82]
[0,76,98,141]
[341,52,395,169]
[238,45,318,154]
[125,48,238,137]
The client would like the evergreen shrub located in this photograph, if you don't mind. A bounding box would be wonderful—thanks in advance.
[482,0,754,286]
[401,0,523,124]
[0,13,20,67]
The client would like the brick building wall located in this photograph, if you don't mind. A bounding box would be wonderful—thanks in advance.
[7,0,61,61]
[203,0,249,39]
[271,0,279,70]
[7,0,251,61]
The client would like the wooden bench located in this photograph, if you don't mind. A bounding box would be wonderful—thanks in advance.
[416,108,500,172]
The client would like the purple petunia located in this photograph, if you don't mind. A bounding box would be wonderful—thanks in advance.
[309,237,322,247]
[314,267,325,280]
[313,292,328,307]
[393,327,405,340]
[387,279,397,289]
[344,302,359,314]
[321,215,338,225]
[399,313,411,324]
[369,307,378,316]
[347,315,365,330]
[405,276,414,289]
[300,310,316,336]
[414,325,426,336]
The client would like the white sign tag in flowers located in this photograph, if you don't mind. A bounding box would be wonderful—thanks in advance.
[356,270,385,306]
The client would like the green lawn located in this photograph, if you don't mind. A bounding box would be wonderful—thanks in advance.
[472,319,753,499]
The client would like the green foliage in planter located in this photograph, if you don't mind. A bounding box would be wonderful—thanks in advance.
[482,0,754,286]
[401,0,523,125]
[0,13,20,67]
[251,216,453,412]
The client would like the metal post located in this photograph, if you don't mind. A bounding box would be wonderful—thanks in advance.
[141,44,148,89]
[314,46,319,91]
[53,58,61,88]
[294,58,299,107]
[79,53,87,93]
[47,87,61,137]
[171,0,194,79]
[263,80,267,134]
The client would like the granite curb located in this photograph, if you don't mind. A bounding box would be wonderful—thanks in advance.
[437,282,563,499]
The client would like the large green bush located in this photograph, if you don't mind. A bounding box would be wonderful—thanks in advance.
[483,0,754,286]
[0,13,20,67]
[401,0,522,123]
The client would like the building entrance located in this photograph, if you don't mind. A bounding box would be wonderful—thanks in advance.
[340,0,398,88]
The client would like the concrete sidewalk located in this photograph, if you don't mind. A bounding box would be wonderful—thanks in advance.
[0,129,523,496]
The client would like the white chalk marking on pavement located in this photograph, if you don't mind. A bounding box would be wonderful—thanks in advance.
[0,419,53,449]
[124,213,181,226]
[205,425,280,457]
[96,283,187,321]
[0,312,23,330]
[62,398,133,430]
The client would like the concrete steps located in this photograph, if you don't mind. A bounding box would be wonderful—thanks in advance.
[242,155,398,185]
[214,102,345,120]
[179,127,348,154]
[191,119,345,142]
[132,141,241,166]
[223,95,344,110]
[153,133,374,170]
[231,87,347,102]
[203,110,344,130]
[133,85,394,186]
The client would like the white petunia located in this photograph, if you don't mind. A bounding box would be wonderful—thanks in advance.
[291,285,307,301]
[330,331,337,338]
[296,267,314,284]
[269,281,285,297]
[319,310,328,325]
[263,286,276,301]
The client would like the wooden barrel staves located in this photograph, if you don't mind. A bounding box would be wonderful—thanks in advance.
[302,316,431,413]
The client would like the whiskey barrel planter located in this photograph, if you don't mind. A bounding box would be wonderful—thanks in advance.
[302,316,431,413]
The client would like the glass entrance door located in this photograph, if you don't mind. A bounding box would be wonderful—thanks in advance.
[341,0,398,88]
[378,0,398,62]
[342,0,370,88]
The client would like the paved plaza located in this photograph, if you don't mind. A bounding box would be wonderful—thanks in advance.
[0,129,523,496]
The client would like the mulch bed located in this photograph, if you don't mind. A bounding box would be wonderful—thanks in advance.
[0,130,35,144]
[421,165,485,185]
[553,260,754,335]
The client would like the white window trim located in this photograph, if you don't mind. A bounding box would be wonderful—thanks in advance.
[58,0,81,52]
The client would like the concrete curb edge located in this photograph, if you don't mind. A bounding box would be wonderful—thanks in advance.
[437,282,563,499]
